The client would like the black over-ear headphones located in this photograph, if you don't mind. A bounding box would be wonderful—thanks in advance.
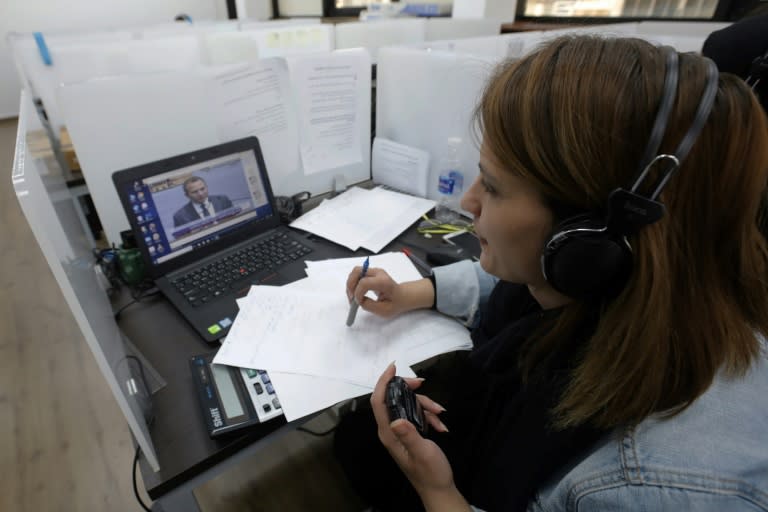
[541,47,720,299]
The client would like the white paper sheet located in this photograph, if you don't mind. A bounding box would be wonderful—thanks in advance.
[372,137,431,197]
[289,187,373,250]
[214,253,471,387]
[305,251,423,285]
[289,186,436,253]
[268,372,371,421]
[290,51,367,175]
[208,60,301,180]
[268,362,417,422]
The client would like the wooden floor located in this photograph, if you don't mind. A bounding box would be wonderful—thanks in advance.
[0,117,366,511]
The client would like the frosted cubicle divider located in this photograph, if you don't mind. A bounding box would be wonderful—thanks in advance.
[633,35,708,53]
[53,36,203,83]
[425,18,502,41]
[8,30,135,134]
[12,90,161,471]
[239,18,322,30]
[138,19,241,38]
[8,32,203,134]
[242,24,335,58]
[636,21,730,37]
[58,49,371,245]
[200,31,260,65]
[545,22,641,36]
[397,30,552,62]
[335,19,426,63]
[376,47,498,202]
[57,71,220,245]
[197,24,335,67]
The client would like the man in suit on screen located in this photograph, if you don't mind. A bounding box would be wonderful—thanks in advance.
[173,176,233,227]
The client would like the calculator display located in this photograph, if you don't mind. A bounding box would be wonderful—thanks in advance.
[211,364,245,419]
[190,353,282,438]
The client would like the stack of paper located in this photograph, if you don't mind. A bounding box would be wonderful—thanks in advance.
[289,186,436,253]
[213,252,472,421]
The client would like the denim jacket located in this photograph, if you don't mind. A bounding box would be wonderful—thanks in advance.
[432,261,768,511]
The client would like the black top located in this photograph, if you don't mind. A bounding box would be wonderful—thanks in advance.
[439,282,604,512]
[702,14,768,112]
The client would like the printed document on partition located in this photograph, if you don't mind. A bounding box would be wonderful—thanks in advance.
[289,50,368,175]
[372,137,431,197]
[208,59,300,180]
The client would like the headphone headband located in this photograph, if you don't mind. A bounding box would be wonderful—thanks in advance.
[542,46,721,299]
[608,52,719,235]
[635,48,679,176]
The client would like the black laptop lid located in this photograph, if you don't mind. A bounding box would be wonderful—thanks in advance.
[113,137,281,279]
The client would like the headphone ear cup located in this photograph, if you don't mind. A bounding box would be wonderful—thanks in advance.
[542,216,632,298]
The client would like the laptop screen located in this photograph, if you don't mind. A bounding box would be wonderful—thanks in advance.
[119,148,275,267]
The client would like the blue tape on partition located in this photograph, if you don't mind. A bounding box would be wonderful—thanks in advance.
[33,32,52,66]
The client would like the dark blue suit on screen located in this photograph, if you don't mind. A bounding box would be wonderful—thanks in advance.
[173,195,233,227]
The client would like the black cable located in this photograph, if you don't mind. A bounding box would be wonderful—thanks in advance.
[113,285,161,321]
[113,300,138,321]
[133,446,152,512]
[296,424,338,437]
[129,352,155,511]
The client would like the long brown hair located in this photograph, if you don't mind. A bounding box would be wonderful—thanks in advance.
[475,35,768,429]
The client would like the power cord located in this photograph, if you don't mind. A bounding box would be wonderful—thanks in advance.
[113,284,161,321]
[126,354,155,512]
[133,446,152,512]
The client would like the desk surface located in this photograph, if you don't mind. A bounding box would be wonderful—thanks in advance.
[123,217,452,500]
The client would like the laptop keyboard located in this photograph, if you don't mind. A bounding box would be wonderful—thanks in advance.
[170,232,313,307]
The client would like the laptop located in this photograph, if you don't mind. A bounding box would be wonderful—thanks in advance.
[113,136,345,343]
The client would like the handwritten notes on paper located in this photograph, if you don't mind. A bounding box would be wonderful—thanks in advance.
[290,186,436,253]
[214,252,472,421]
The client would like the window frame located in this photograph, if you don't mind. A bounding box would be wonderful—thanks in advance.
[513,0,743,22]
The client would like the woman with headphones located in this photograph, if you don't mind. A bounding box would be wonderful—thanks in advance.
[335,35,768,511]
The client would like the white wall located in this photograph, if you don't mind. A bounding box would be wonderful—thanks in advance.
[0,0,224,119]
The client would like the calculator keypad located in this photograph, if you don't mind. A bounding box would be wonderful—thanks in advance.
[240,368,283,422]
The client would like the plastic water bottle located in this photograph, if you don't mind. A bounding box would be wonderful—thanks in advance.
[434,137,464,224]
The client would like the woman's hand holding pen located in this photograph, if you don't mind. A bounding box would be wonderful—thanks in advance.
[346,267,435,318]
[371,363,471,512]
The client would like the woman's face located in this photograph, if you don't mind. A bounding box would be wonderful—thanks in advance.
[461,144,555,287]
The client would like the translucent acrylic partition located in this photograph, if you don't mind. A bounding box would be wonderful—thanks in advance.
[241,24,335,58]
[58,49,372,245]
[7,30,136,134]
[636,21,731,37]
[424,18,502,42]
[7,31,201,135]
[12,90,161,471]
[239,18,322,30]
[335,19,427,64]
[375,47,496,203]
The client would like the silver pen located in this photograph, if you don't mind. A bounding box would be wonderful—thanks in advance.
[346,256,370,327]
